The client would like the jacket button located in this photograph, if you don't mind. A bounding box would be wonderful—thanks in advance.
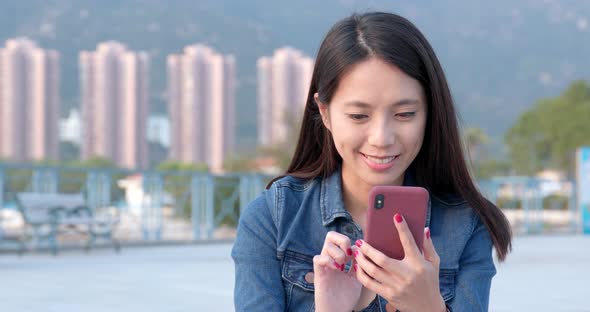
[304,272,314,284]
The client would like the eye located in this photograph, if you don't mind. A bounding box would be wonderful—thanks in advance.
[348,114,368,121]
[396,112,416,119]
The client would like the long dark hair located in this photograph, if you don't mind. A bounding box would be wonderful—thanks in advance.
[268,12,511,261]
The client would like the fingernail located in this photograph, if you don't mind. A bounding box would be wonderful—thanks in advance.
[394,213,403,223]
[353,264,358,272]
[355,240,363,247]
[354,250,359,257]
[333,261,340,269]
[340,264,345,271]
[347,248,353,256]
[426,227,431,240]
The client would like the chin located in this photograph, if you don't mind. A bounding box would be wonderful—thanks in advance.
[360,170,404,186]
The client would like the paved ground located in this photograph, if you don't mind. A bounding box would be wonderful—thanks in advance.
[490,235,590,311]
[0,235,588,311]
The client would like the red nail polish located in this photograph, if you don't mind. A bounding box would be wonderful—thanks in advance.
[340,264,345,271]
[354,250,359,257]
[353,264,358,272]
[394,213,403,223]
[333,261,340,269]
[426,228,431,240]
[355,240,363,247]
[347,248,353,256]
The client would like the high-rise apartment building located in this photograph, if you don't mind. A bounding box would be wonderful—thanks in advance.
[0,38,60,162]
[257,47,313,146]
[167,44,235,173]
[80,41,149,169]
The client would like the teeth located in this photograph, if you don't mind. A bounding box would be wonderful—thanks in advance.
[365,155,396,164]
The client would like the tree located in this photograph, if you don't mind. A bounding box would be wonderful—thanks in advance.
[221,107,303,174]
[156,161,208,173]
[461,127,511,179]
[256,110,303,172]
[476,159,511,179]
[505,80,590,176]
[155,161,208,218]
[464,127,490,164]
[223,154,258,173]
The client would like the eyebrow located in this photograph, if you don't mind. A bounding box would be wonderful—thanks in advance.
[344,99,421,108]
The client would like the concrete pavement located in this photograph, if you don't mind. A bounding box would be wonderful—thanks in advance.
[1,235,588,311]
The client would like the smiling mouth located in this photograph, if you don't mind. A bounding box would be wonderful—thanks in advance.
[360,152,399,164]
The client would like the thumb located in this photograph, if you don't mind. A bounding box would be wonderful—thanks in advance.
[422,227,440,267]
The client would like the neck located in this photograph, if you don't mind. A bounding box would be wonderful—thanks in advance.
[340,165,405,226]
[341,171,371,219]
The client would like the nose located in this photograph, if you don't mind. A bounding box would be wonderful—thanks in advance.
[367,116,395,148]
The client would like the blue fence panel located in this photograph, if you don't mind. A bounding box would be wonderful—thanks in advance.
[0,164,268,246]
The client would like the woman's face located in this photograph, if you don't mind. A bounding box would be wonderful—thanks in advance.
[316,57,427,188]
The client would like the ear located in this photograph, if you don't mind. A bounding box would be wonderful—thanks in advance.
[314,92,332,131]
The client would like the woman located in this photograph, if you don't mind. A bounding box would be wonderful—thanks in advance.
[232,12,512,312]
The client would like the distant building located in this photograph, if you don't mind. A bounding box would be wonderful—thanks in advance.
[60,110,170,148]
[0,38,60,162]
[80,41,149,169]
[257,47,313,146]
[147,114,171,148]
[59,109,82,145]
[167,44,236,173]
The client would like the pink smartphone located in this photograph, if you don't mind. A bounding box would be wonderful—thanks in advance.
[365,186,429,260]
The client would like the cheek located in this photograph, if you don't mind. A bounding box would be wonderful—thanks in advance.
[395,119,426,149]
[405,121,426,151]
[330,119,364,154]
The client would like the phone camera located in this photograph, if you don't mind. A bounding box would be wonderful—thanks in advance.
[375,194,384,209]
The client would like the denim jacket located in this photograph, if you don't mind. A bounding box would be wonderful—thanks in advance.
[232,168,496,311]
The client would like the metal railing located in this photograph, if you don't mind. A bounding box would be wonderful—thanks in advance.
[0,163,580,252]
[478,176,577,234]
[0,164,273,248]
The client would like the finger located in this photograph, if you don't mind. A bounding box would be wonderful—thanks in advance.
[393,213,420,258]
[313,254,344,273]
[323,231,353,257]
[354,252,384,291]
[355,240,406,278]
[322,242,348,271]
[349,258,357,275]
[353,247,400,285]
[422,227,440,267]
[355,257,403,312]
[354,252,397,299]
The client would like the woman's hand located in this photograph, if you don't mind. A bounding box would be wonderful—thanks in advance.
[353,214,447,312]
[313,231,363,312]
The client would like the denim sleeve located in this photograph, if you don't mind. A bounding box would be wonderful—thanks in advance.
[231,190,285,311]
[447,217,497,312]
